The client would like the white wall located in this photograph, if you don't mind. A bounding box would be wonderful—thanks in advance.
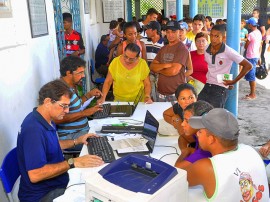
[0,0,106,200]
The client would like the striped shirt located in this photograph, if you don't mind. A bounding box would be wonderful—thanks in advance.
[57,88,89,136]
[140,37,164,66]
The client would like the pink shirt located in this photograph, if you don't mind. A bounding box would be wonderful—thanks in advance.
[246,29,262,59]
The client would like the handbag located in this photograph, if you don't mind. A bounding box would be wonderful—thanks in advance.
[255,63,268,80]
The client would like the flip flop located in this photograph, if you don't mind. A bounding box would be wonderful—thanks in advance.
[242,96,256,100]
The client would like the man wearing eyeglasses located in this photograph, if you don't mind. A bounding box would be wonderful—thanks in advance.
[54,56,103,150]
[17,79,104,202]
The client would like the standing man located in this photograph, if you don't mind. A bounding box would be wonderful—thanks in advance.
[63,13,85,57]
[179,21,193,51]
[198,24,252,108]
[244,17,262,100]
[54,56,103,150]
[185,108,269,202]
[141,21,164,101]
[139,8,159,38]
[17,80,104,202]
[186,14,207,51]
[150,21,193,102]
[252,8,266,65]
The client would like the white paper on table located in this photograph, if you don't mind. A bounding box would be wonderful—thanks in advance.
[109,137,148,150]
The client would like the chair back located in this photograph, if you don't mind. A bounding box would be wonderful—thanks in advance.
[0,148,20,195]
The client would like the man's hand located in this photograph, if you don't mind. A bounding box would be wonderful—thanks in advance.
[97,96,105,105]
[259,142,270,158]
[87,88,103,98]
[77,133,99,145]
[74,155,104,168]
[83,105,103,116]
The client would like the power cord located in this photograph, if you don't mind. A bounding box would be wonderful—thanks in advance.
[66,183,85,190]
[149,145,180,160]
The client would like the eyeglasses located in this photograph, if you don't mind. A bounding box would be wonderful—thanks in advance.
[196,39,207,44]
[178,96,195,102]
[123,54,138,62]
[52,100,70,109]
[73,70,85,76]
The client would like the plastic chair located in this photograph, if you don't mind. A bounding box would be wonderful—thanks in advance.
[0,148,20,202]
[90,59,105,89]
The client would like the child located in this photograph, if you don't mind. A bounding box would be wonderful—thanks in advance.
[108,20,123,48]
[240,19,248,56]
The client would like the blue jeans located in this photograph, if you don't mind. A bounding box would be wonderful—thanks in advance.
[198,83,228,108]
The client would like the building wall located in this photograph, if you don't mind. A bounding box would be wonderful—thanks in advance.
[0,0,108,200]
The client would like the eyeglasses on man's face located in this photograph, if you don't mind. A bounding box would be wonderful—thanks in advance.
[73,70,85,76]
[52,100,70,109]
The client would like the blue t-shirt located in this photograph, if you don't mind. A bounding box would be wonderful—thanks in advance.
[95,42,109,68]
[17,108,69,202]
[184,135,212,163]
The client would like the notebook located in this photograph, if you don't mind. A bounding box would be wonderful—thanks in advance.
[92,87,143,119]
[116,110,159,156]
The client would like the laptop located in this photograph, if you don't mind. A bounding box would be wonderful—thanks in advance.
[116,110,159,156]
[92,87,143,119]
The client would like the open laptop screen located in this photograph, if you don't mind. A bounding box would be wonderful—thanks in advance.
[142,110,159,153]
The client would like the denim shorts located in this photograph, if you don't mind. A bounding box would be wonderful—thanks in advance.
[245,58,259,82]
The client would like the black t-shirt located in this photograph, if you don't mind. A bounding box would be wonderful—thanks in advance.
[173,103,184,120]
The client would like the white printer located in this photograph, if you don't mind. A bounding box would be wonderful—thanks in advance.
[85,154,188,202]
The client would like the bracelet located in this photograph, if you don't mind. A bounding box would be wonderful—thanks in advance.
[84,94,89,100]
[145,95,150,98]
[73,139,77,147]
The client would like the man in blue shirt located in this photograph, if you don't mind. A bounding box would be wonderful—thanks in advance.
[17,79,104,202]
[95,34,110,77]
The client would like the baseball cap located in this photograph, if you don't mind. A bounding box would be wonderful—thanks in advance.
[144,21,161,32]
[179,22,188,30]
[166,20,180,31]
[189,108,239,140]
[246,17,258,26]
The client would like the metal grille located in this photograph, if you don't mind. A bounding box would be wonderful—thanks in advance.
[241,0,258,15]
[132,0,163,18]
[53,0,66,61]
[69,0,82,33]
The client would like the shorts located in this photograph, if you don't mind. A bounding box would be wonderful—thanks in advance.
[245,58,259,82]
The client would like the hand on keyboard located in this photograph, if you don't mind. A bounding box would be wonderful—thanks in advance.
[77,133,100,145]
[83,104,103,116]
[74,154,104,168]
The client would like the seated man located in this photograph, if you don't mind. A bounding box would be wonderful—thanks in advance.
[95,34,110,77]
[17,79,104,202]
[55,56,103,150]
[185,108,269,201]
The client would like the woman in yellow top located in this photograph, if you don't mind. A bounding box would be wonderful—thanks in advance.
[99,43,153,104]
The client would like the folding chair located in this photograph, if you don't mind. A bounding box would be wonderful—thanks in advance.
[0,148,20,202]
[89,59,105,90]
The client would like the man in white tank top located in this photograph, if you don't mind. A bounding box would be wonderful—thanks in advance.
[185,108,269,202]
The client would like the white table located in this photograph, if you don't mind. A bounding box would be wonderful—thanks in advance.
[54,102,205,202]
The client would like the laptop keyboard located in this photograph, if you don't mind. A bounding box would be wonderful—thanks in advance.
[92,103,111,119]
[87,137,115,163]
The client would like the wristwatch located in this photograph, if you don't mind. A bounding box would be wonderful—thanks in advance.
[67,158,75,169]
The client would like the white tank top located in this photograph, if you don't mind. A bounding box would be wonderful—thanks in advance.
[206,144,269,202]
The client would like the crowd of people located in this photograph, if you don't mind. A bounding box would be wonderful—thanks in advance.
[16,7,270,202]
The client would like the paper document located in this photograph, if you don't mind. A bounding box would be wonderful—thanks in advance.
[158,119,179,136]
[109,137,148,150]
[80,97,94,110]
